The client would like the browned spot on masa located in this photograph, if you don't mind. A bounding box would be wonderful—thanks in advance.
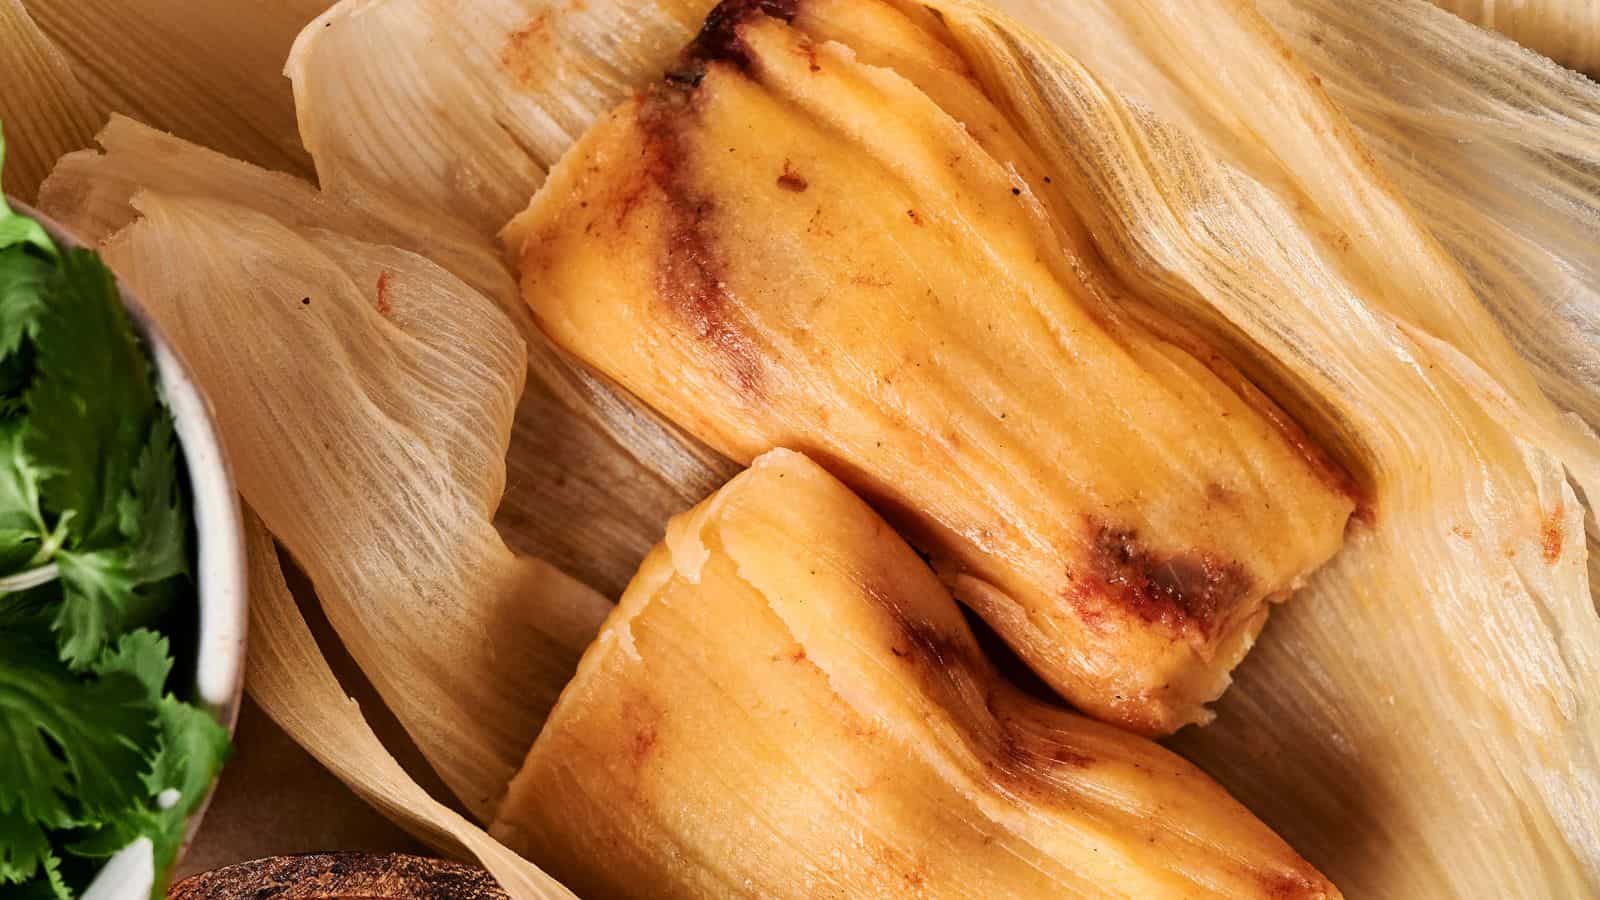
[1076,521,1252,639]
[1542,501,1565,563]
[776,159,808,192]
[374,271,393,317]
[800,40,822,72]
[632,723,659,764]
[635,80,765,396]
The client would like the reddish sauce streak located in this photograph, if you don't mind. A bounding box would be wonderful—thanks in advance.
[776,159,809,192]
[1542,501,1565,564]
[634,82,764,396]
[498,13,551,88]
[374,271,393,317]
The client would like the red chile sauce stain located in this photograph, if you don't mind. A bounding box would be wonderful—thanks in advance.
[499,12,550,89]
[632,99,773,395]
[1073,521,1252,640]
[618,0,808,397]
[777,159,809,192]
[1542,500,1565,563]
[375,271,393,317]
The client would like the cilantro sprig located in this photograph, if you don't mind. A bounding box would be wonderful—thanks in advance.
[0,126,230,899]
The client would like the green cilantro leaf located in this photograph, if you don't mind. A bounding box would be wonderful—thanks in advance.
[0,246,50,358]
[5,850,69,900]
[0,421,46,534]
[51,551,138,670]
[51,415,187,668]
[0,804,54,886]
[0,123,221,900]
[26,248,157,552]
[0,422,47,572]
[0,625,158,830]
[67,696,229,881]
[119,414,187,586]
[94,630,174,703]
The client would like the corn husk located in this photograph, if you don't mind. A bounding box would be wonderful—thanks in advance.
[5,0,1598,896]
[39,122,612,819]
[1429,0,1600,74]
[240,507,576,899]
[278,0,1600,893]
[289,0,739,597]
[0,0,102,199]
[494,449,1339,900]
[10,0,321,180]
[921,1,1600,894]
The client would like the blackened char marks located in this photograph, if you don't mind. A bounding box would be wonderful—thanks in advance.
[634,84,764,397]
[1074,522,1252,640]
[684,0,801,74]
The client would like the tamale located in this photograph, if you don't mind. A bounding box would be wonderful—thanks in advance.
[492,449,1340,900]
[508,0,1356,736]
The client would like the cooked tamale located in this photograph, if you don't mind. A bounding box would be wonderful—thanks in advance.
[507,0,1356,735]
[492,449,1339,900]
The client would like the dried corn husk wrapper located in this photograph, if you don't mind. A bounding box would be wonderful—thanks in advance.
[241,507,576,899]
[40,119,612,819]
[283,0,1600,895]
[1430,0,1600,74]
[2,0,1598,897]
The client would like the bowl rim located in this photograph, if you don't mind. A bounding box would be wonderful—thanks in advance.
[9,198,248,888]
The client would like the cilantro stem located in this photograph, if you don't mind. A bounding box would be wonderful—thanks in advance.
[0,561,59,593]
[25,511,73,568]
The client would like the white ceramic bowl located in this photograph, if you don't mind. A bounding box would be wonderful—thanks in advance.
[14,200,247,897]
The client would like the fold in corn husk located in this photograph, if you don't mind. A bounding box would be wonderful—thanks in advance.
[493,449,1340,900]
[39,122,612,819]
[240,507,576,900]
[290,0,741,597]
[0,0,102,199]
[280,0,1600,894]
[1429,0,1600,74]
[13,0,321,180]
